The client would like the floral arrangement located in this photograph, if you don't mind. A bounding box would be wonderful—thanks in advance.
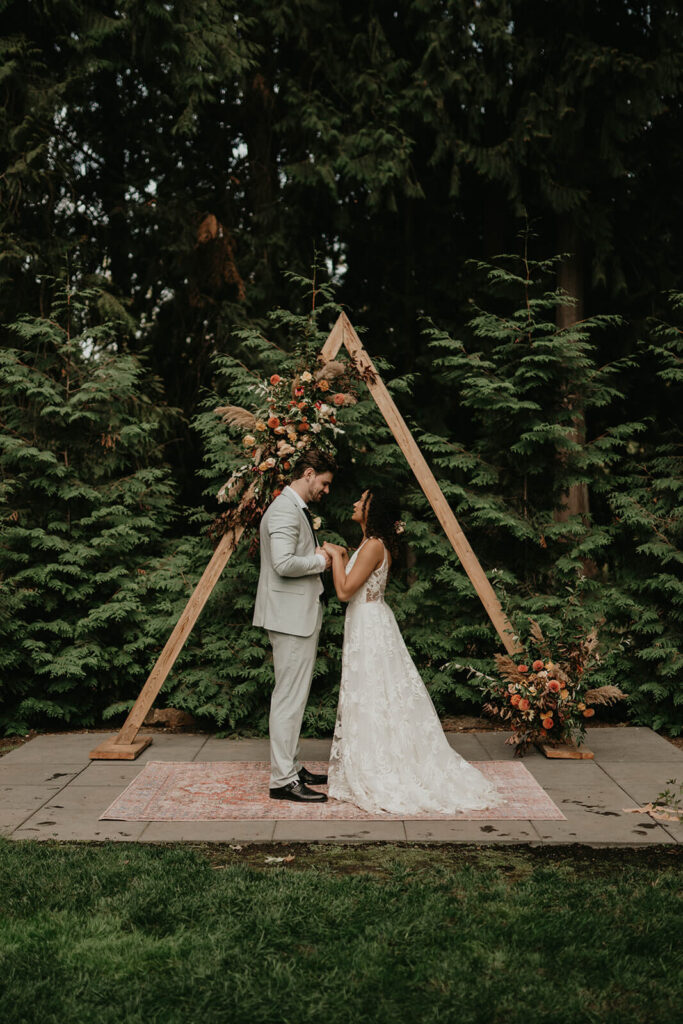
[479,621,626,755]
[210,356,358,540]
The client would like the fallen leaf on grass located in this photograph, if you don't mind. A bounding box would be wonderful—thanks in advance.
[229,844,243,851]
[622,803,681,822]
[264,855,295,864]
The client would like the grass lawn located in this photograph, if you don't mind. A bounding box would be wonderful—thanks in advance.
[0,839,681,1024]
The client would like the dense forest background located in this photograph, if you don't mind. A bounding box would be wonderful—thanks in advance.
[1,0,681,738]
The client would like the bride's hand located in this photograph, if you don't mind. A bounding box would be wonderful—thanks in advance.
[323,541,348,558]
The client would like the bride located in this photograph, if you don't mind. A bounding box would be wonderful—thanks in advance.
[323,488,503,815]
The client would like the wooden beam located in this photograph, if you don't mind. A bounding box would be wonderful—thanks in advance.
[338,313,523,656]
[319,313,346,361]
[89,507,250,759]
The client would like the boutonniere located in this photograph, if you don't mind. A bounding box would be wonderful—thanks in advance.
[312,516,322,531]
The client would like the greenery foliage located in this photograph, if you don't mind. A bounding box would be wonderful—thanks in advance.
[0,2,681,735]
[0,286,176,734]
[1,839,681,1024]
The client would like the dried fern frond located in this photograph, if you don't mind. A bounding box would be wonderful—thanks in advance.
[494,653,524,685]
[584,685,627,706]
[314,359,346,382]
[583,629,600,657]
[529,619,551,657]
[214,405,257,430]
[216,471,247,503]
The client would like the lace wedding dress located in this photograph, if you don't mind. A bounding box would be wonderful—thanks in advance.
[328,540,504,815]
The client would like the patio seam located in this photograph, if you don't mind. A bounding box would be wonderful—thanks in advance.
[594,760,680,843]
[5,761,93,837]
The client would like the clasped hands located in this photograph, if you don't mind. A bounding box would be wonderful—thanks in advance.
[315,541,348,570]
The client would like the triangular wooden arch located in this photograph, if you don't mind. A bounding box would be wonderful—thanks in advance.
[90,313,523,760]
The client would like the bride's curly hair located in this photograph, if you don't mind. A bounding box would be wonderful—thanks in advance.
[362,488,406,561]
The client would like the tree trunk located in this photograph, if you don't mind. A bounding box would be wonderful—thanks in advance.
[555,216,590,525]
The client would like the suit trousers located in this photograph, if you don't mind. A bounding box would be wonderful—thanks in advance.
[267,602,323,788]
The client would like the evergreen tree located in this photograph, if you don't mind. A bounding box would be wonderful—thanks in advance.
[0,281,176,734]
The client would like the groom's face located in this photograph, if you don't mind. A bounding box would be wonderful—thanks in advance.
[306,470,333,503]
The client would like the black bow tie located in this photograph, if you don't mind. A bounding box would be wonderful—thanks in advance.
[303,506,328,605]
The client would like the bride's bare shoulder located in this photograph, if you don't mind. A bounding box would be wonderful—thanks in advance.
[358,536,386,568]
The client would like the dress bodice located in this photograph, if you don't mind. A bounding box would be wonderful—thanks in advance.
[346,539,389,604]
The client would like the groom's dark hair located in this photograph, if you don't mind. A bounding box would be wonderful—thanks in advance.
[291,451,337,479]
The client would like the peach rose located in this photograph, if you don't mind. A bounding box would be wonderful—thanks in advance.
[510,694,521,707]
[532,660,544,672]
[582,708,595,718]
[333,392,346,406]
[518,698,530,711]
[267,416,280,429]
[517,664,529,674]
[317,379,330,391]
[298,422,309,432]
[548,680,561,693]
[300,371,312,383]
[270,374,282,385]
[560,688,569,700]
[243,434,256,448]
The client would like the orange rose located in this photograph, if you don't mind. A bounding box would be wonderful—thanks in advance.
[333,393,346,406]
[583,708,595,718]
[532,660,543,671]
[542,717,553,730]
[317,379,330,391]
[272,489,282,498]
[283,461,291,470]
[267,416,280,429]
[538,729,548,739]
[517,664,529,673]
[298,422,309,432]
[510,694,521,707]
[270,374,282,385]
[548,680,561,693]
[297,401,307,409]
[518,698,530,711]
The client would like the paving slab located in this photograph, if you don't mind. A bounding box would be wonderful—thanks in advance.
[445,734,490,759]
[585,726,682,763]
[0,763,85,788]
[472,732,543,760]
[1,726,680,846]
[403,819,536,843]
[199,737,270,762]
[0,732,114,764]
[67,763,148,787]
[140,820,276,843]
[272,819,407,842]
[12,786,150,842]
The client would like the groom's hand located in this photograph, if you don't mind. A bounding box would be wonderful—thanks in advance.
[316,545,332,569]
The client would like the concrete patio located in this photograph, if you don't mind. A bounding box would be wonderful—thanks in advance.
[1,726,681,846]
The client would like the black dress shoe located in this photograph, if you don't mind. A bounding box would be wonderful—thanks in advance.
[298,765,328,786]
[269,780,328,803]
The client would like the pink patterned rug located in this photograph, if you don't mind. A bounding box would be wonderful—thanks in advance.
[100,761,565,821]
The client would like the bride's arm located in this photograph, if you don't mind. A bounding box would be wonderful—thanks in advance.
[327,538,384,602]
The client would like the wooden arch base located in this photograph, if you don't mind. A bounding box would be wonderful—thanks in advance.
[90,313,522,760]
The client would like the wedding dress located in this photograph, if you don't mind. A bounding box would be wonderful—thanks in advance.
[328,540,503,815]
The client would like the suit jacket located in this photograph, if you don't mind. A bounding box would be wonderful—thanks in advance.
[252,488,323,637]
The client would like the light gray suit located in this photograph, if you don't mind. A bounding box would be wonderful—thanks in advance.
[253,488,324,788]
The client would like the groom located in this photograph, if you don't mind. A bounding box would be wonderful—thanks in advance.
[253,451,336,802]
